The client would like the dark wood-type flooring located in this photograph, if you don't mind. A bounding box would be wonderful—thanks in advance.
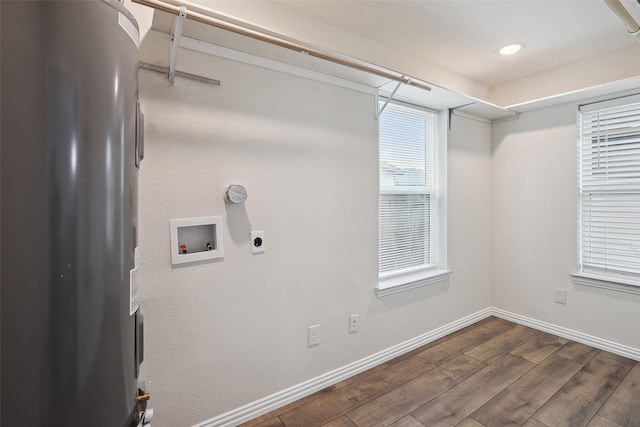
[239,317,640,427]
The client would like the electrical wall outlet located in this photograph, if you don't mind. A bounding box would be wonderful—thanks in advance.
[308,324,320,346]
[555,288,567,305]
[251,230,265,254]
[349,314,359,332]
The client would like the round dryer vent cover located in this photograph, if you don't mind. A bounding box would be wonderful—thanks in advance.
[225,184,248,204]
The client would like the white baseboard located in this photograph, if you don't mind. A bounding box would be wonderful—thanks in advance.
[192,307,493,427]
[491,307,640,362]
[193,306,640,427]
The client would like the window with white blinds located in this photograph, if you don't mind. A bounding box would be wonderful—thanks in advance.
[379,101,436,275]
[578,94,640,286]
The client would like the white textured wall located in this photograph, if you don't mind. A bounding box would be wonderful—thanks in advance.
[137,33,492,427]
[491,96,640,349]
[448,114,492,309]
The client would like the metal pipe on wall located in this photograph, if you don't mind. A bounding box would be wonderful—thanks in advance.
[132,0,432,92]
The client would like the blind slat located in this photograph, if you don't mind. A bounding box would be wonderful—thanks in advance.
[579,97,640,283]
[379,102,436,274]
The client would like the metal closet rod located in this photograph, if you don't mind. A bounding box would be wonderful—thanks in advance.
[132,0,432,92]
[604,0,640,38]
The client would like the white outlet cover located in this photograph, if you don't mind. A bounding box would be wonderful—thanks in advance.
[308,324,320,346]
[349,314,359,332]
[555,288,567,304]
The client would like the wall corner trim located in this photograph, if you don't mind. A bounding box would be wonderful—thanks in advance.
[192,306,640,427]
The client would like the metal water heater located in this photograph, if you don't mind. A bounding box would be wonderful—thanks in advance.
[1,1,148,425]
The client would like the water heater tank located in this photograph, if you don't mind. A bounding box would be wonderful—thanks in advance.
[1,1,145,425]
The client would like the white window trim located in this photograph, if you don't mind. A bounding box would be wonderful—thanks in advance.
[575,93,640,293]
[377,266,452,297]
[571,272,640,295]
[376,105,450,297]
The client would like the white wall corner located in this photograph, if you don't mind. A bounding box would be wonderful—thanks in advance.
[491,307,640,361]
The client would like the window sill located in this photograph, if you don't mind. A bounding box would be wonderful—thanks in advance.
[376,268,452,297]
[571,272,640,295]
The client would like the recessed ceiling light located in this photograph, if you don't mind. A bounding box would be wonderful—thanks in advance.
[498,43,524,55]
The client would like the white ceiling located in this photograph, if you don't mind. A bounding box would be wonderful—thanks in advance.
[274,0,639,88]
[139,0,640,118]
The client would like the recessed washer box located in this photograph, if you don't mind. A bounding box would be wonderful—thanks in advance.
[170,216,223,265]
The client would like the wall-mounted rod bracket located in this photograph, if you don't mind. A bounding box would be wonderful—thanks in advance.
[448,102,476,130]
[132,0,432,92]
[377,80,404,118]
[603,0,640,40]
[169,6,188,82]
[140,62,221,85]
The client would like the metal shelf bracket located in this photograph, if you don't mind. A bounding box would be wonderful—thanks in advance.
[169,6,187,82]
[377,80,404,118]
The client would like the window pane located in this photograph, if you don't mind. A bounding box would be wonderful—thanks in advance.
[379,101,436,275]
[579,96,640,282]
[379,194,431,272]
[379,103,434,190]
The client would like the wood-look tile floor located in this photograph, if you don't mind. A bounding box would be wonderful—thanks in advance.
[239,317,640,427]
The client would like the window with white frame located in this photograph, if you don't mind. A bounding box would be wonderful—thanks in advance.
[577,94,640,288]
[377,100,449,296]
